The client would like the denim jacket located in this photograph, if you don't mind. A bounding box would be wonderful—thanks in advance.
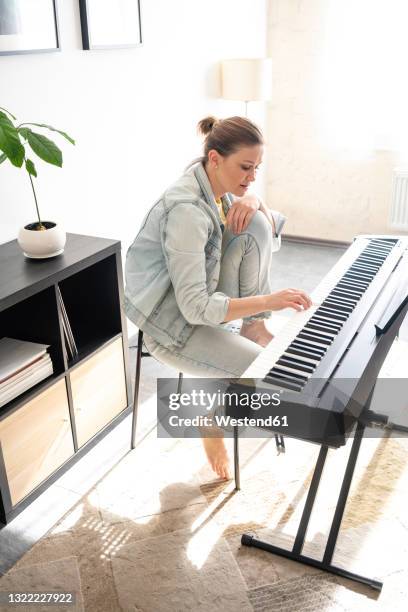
[124,162,232,348]
[124,162,285,349]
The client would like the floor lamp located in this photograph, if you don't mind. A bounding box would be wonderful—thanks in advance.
[221,58,273,117]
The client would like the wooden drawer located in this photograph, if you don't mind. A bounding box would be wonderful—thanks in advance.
[0,379,74,506]
[70,338,127,448]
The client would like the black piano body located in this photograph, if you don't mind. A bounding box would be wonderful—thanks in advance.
[227,235,408,448]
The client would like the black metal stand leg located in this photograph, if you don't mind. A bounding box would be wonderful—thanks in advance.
[234,426,240,490]
[274,434,285,454]
[241,533,382,590]
[176,372,183,395]
[293,445,329,554]
[242,423,383,591]
[323,421,365,565]
[131,329,143,450]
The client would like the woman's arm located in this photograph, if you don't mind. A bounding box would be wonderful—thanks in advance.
[164,203,230,326]
[227,194,278,235]
[164,202,308,327]
[224,289,312,322]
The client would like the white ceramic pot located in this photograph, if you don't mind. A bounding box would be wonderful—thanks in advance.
[17,221,66,259]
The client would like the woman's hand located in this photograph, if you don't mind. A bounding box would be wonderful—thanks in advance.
[226,194,260,234]
[267,289,313,312]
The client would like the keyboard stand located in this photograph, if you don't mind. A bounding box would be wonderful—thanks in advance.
[235,413,383,591]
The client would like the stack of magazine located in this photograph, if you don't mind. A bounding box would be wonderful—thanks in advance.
[57,287,78,360]
[0,338,54,408]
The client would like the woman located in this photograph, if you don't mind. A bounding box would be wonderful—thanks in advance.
[125,116,311,479]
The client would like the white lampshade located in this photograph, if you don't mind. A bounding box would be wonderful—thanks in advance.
[221,58,273,102]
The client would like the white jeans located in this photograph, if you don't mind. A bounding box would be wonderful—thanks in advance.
[144,211,279,377]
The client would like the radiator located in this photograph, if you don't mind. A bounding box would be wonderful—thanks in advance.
[390,169,408,230]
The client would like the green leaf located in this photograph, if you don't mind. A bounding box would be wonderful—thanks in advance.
[20,123,75,145]
[0,152,7,164]
[24,129,63,167]
[25,158,37,177]
[0,112,24,167]
[0,107,17,121]
[18,127,30,140]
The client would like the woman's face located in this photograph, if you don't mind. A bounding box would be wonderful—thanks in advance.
[209,144,264,197]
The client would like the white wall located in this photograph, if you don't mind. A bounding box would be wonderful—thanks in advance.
[266,0,408,242]
[0,0,268,248]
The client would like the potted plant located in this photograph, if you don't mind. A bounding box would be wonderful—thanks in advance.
[0,106,75,258]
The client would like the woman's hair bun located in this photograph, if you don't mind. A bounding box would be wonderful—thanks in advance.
[197,116,218,136]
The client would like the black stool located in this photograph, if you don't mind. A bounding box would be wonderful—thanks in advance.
[130,329,183,449]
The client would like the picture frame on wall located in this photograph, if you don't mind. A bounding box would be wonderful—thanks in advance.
[0,0,60,56]
[79,0,142,50]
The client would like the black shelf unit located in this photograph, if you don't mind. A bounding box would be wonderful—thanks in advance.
[0,234,132,524]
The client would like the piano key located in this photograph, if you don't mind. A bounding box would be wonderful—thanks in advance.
[309,313,342,327]
[291,339,326,356]
[322,297,353,308]
[263,374,303,392]
[338,278,365,288]
[275,361,314,376]
[343,273,369,286]
[358,254,384,265]
[350,260,377,270]
[330,290,359,303]
[270,366,309,382]
[309,314,343,329]
[265,369,305,387]
[326,291,358,302]
[338,277,365,288]
[336,283,364,296]
[369,244,393,254]
[309,323,342,336]
[283,351,320,365]
[358,255,382,265]
[347,271,375,283]
[319,299,350,321]
[307,322,339,335]
[303,325,336,339]
[351,262,379,273]
[278,355,315,371]
[363,251,387,260]
[321,297,353,310]
[310,311,343,324]
[345,266,372,277]
[322,298,353,313]
[298,332,331,347]
[370,238,394,245]
[328,296,358,309]
[352,258,380,269]
[363,244,388,252]
[351,258,378,267]
[317,307,348,321]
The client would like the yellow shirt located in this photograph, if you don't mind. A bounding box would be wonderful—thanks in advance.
[215,198,227,226]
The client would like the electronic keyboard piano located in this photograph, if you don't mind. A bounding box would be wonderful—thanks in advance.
[233,235,408,590]
[234,235,408,448]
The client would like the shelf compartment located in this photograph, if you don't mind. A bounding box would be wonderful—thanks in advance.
[58,255,122,362]
[0,371,67,418]
[0,286,65,377]
[70,337,127,448]
[0,379,74,506]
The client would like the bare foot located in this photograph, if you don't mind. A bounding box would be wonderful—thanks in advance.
[201,436,231,480]
[240,319,274,348]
